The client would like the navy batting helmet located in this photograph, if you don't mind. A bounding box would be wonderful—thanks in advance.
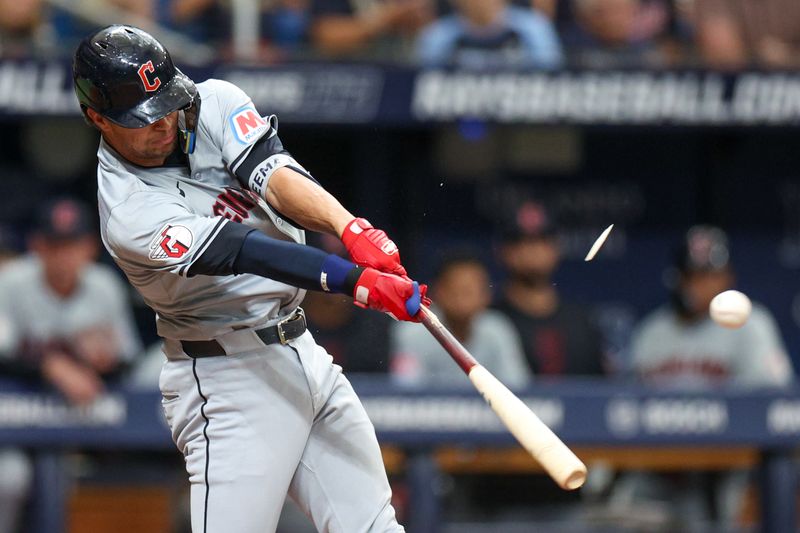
[675,225,731,273]
[73,25,199,153]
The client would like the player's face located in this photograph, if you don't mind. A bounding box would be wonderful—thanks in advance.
[88,109,178,167]
[31,236,97,295]
[680,269,735,316]
[434,263,491,322]
[501,236,560,283]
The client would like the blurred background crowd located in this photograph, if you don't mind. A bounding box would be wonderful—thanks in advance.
[1,1,800,532]
[0,0,800,69]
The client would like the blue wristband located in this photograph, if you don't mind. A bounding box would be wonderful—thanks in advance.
[321,254,358,294]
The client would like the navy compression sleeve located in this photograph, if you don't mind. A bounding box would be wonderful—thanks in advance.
[188,222,362,294]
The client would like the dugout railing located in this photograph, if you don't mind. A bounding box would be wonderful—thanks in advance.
[0,378,798,532]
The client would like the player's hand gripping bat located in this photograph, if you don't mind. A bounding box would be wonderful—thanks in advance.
[418,305,587,490]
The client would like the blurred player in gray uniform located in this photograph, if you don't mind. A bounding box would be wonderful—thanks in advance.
[0,198,141,533]
[631,225,792,388]
[616,225,793,530]
[73,25,429,533]
[390,249,531,388]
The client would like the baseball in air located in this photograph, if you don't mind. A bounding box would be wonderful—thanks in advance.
[709,290,752,329]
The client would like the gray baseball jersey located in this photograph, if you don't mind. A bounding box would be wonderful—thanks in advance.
[95,78,403,532]
[618,304,789,527]
[98,79,308,342]
[0,255,140,362]
[631,304,793,388]
[0,256,137,533]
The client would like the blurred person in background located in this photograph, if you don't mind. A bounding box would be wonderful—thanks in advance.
[310,0,434,60]
[0,198,141,533]
[561,0,671,67]
[530,0,558,20]
[391,248,531,387]
[0,197,141,396]
[631,225,792,388]
[615,225,793,530]
[158,0,227,46]
[160,0,308,60]
[695,0,800,69]
[49,0,156,52]
[0,0,43,57]
[109,0,155,19]
[263,0,312,53]
[495,202,607,376]
[415,0,563,68]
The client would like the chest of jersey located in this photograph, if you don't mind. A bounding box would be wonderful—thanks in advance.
[136,164,300,243]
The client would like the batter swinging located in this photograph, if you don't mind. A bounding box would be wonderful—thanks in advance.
[73,25,427,533]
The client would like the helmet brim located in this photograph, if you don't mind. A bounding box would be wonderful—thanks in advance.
[103,70,196,128]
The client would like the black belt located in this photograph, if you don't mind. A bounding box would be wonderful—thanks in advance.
[180,309,307,358]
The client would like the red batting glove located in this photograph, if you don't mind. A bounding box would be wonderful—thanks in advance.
[341,218,408,277]
[353,268,430,322]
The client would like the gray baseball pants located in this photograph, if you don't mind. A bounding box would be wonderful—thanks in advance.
[159,329,403,533]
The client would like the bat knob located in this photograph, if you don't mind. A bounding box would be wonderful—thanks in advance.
[563,467,588,490]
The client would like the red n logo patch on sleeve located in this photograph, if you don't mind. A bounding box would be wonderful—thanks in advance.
[230,106,268,144]
[236,111,264,133]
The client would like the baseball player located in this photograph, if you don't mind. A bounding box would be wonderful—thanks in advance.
[631,225,793,388]
[73,25,428,533]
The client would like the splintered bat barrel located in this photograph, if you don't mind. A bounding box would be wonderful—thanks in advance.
[418,306,587,491]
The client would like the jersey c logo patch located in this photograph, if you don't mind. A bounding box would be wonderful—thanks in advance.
[137,60,161,92]
[150,225,193,260]
[230,105,268,144]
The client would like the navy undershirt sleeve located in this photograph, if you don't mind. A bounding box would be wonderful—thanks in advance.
[187,221,253,277]
[188,222,361,294]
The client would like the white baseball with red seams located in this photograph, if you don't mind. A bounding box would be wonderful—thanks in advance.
[710,290,752,329]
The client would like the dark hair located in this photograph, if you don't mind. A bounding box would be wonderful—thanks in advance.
[433,247,487,280]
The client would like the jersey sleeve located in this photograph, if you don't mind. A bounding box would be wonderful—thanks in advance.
[104,192,231,278]
[208,79,314,199]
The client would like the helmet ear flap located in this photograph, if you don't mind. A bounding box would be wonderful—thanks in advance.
[73,75,106,117]
[178,97,200,154]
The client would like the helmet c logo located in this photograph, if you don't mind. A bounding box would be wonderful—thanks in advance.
[137,60,161,92]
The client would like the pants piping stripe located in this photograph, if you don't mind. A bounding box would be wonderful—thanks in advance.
[192,359,211,533]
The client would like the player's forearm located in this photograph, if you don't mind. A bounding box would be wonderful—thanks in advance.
[191,226,426,321]
[265,167,353,237]
[234,230,361,292]
[188,223,362,294]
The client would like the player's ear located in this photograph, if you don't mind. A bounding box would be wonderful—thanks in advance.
[85,108,109,132]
